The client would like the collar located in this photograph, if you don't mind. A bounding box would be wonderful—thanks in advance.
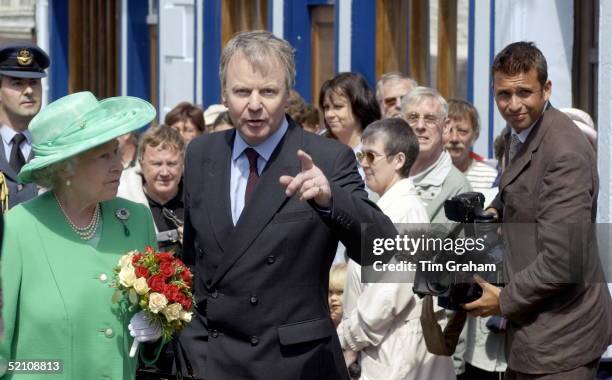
[409,151,453,187]
[509,101,548,143]
[0,124,32,145]
[145,180,184,208]
[378,178,418,208]
[231,117,289,162]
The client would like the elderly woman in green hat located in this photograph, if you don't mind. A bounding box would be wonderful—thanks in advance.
[0,92,163,379]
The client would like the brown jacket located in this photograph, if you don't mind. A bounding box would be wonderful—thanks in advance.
[491,106,612,374]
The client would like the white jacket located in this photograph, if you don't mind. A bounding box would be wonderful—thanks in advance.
[117,163,158,233]
[338,178,456,380]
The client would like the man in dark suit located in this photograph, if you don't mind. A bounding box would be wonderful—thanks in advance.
[0,42,49,209]
[180,31,395,379]
[463,42,611,378]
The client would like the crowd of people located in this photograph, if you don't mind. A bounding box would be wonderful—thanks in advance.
[0,31,610,380]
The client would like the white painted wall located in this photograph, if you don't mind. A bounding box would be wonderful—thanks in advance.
[35,0,49,108]
[158,0,195,121]
[471,0,493,158]
[337,0,351,72]
[598,1,612,223]
[493,0,574,138]
[272,0,284,38]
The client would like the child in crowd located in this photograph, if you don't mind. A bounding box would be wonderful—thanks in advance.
[329,263,347,327]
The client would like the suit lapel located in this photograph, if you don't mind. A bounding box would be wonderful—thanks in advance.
[0,143,19,181]
[204,131,235,253]
[500,107,551,191]
[210,123,302,286]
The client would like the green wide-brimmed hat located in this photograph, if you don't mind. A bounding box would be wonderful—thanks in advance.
[19,91,156,183]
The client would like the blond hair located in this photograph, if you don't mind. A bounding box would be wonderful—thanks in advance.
[137,125,185,161]
[329,263,347,291]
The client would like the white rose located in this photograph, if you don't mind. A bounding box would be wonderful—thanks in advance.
[133,277,149,295]
[118,265,137,287]
[118,251,137,268]
[161,303,183,322]
[148,292,168,314]
[179,310,192,323]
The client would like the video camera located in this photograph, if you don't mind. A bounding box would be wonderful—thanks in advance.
[413,192,503,310]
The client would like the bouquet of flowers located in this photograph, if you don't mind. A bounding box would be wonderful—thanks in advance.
[111,246,194,357]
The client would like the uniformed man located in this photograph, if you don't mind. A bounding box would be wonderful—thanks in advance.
[0,41,50,209]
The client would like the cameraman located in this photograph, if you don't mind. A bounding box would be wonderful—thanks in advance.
[463,42,611,378]
[118,126,185,255]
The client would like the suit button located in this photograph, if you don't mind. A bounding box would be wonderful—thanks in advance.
[266,255,276,264]
[250,295,258,305]
[210,329,219,338]
[198,248,204,257]
[211,290,219,299]
[250,336,259,346]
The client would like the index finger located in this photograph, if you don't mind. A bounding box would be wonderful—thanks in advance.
[297,149,314,171]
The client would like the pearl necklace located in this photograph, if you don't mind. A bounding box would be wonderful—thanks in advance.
[55,194,101,240]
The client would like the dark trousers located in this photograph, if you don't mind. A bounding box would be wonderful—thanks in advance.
[458,362,505,380]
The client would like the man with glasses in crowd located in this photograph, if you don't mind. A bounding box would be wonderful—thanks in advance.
[400,87,471,223]
[376,72,417,119]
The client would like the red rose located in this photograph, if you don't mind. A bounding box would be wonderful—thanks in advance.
[131,254,143,265]
[181,270,192,286]
[147,274,166,292]
[179,294,192,310]
[157,252,174,263]
[174,292,191,310]
[159,261,175,278]
[163,284,181,302]
[134,265,149,278]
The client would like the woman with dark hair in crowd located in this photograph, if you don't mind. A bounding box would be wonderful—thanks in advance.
[164,102,205,145]
[319,73,381,264]
[319,72,381,150]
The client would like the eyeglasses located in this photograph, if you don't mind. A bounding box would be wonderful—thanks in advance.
[404,112,443,128]
[355,150,391,165]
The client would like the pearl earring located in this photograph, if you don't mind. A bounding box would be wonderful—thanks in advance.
[66,180,71,186]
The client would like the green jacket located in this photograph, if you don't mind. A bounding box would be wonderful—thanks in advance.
[0,192,156,380]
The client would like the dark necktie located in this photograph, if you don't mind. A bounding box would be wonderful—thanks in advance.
[508,134,523,164]
[244,148,260,204]
[9,133,26,173]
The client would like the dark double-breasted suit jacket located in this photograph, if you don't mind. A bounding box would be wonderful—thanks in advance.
[491,106,612,374]
[180,119,395,379]
[0,138,37,210]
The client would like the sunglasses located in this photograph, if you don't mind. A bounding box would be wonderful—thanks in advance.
[355,150,392,165]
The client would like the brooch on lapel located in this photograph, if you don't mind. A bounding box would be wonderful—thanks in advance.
[115,208,130,236]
